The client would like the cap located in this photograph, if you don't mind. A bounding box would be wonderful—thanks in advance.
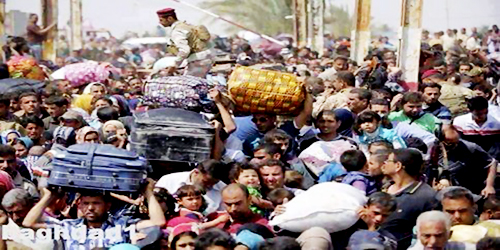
[60,110,82,121]
[157,8,175,17]
[421,69,441,79]
[467,67,483,77]
[348,230,388,250]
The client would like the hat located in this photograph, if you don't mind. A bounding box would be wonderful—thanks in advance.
[157,8,175,17]
[421,69,441,79]
[467,67,483,77]
[60,110,82,121]
[348,230,390,250]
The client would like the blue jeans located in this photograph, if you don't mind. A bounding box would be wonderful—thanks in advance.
[29,43,43,61]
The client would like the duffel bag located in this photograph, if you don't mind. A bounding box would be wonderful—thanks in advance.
[269,182,367,233]
[130,108,214,163]
[48,144,148,192]
[227,66,305,115]
[143,75,216,113]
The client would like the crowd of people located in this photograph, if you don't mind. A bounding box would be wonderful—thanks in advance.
[0,6,500,250]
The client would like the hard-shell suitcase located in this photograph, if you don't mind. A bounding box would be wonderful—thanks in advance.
[48,144,148,192]
[130,108,214,163]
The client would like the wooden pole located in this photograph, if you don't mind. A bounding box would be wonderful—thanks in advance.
[70,0,83,51]
[41,0,58,61]
[350,0,371,64]
[397,0,423,86]
[293,0,308,48]
[0,0,5,62]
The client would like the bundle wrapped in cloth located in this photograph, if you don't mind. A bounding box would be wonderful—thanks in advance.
[7,55,45,80]
[143,75,225,113]
[63,61,110,87]
[228,66,305,115]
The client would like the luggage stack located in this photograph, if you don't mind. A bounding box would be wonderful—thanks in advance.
[47,144,148,192]
[130,108,214,164]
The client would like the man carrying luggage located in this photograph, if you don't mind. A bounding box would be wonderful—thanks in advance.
[157,8,213,78]
[156,159,227,214]
[22,179,166,249]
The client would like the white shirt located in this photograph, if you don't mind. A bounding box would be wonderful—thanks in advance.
[155,171,226,214]
[442,34,456,51]
[466,37,480,50]
[453,113,500,136]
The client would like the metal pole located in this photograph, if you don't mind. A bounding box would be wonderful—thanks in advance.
[397,0,423,86]
[70,0,83,51]
[42,0,58,61]
[0,0,5,62]
[350,0,371,64]
[170,0,284,46]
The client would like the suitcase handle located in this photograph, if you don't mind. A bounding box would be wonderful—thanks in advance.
[84,144,98,176]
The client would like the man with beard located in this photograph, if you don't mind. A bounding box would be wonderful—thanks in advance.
[420,82,452,124]
[388,92,439,133]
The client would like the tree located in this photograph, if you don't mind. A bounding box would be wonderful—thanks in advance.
[199,0,352,38]
[200,0,294,36]
[324,3,352,38]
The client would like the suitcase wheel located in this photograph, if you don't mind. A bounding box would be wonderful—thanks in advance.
[69,169,74,174]
[113,184,119,189]
[112,173,118,178]
[68,181,74,185]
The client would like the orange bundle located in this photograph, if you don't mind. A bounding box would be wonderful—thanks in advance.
[228,66,305,115]
[7,55,45,80]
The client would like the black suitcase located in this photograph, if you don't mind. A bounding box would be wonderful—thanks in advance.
[48,144,148,192]
[130,108,214,163]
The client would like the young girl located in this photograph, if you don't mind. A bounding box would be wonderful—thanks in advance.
[229,163,274,215]
[354,111,406,155]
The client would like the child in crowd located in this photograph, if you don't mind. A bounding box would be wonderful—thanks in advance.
[358,192,397,230]
[284,170,304,189]
[340,150,377,195]
[353,111,406,155]
[267,188,295,208]
[174,185,228,230]
[268,188,296,219]
[229,163,274,215]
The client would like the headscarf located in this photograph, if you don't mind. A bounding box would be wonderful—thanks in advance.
[72,94,94,114]
[0,170,15,190]
[17,137,34,150]
[83,82,107,95]
[1,129,21,145]
[102,120,125,138]
[76,126,99,144]
[111,95,131,117]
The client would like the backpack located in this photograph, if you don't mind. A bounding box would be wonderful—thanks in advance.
[170,22,211,55]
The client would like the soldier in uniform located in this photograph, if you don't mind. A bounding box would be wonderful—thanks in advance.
[157,8,213,78]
